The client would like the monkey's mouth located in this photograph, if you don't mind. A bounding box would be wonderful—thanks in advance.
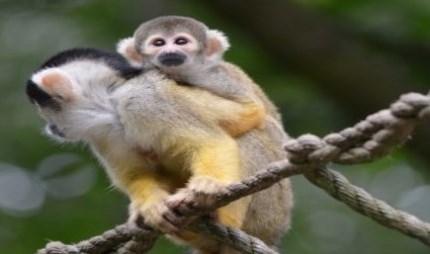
[158,52,186,67]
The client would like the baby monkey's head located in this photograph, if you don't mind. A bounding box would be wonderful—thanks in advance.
[117,16,230,74]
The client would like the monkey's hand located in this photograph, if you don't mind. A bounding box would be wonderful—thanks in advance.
[165,187,219,229]
[129,200,184,234]
[189,176,228,208]
[164,189,201,227]
[167,177,228,215]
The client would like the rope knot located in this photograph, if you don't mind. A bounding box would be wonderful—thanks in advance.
[285,134,324,163]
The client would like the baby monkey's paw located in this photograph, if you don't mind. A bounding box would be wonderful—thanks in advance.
[188,176,229,209]
[128,201,184,234]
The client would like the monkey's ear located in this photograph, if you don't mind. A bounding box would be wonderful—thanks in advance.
[117,37,144,68]
[205,30,231,62]
[31,68,75,101]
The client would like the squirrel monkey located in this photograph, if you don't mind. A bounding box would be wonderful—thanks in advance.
[27,49,292,253]
[117,15,283,132]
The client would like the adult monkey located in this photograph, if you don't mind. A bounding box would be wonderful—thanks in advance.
[27,48,292,253]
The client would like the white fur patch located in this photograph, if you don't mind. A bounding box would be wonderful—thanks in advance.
[117,37,143,68]
[207,29,230,51]
[31,67,66,87]
[116,37,135,55]
[205,29,231,64]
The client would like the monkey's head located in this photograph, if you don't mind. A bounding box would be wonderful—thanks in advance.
[117,16,230,75]
[26,48,142,142]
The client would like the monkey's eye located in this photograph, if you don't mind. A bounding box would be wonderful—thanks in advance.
[152,38,166,47]
[175,37,188,45]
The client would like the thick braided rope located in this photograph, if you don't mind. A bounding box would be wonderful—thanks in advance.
[37,224,138,254]
[37,92,430,254]
[191,221,279,254]
[37,219,279,254]
[285,93,429,164]
[114,229,157,254]
[303,166,430,246]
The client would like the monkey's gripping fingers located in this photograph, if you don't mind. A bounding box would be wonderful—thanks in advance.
[165,188,195,213]
[187,176,229,209]
[165,189,201,226]
[129,201,182,234]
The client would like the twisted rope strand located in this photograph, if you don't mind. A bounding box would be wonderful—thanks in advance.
[303,166,430,246]
[38,219,279,254]
[37,224,141,254]
[114,230,158,254]
[285,92,429,165]
[193,221,279,254]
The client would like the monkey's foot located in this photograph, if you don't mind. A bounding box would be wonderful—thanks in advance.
[167,177,228,216]
[129,201,184,234]
[188,176,228,208]
[165,189,200,226]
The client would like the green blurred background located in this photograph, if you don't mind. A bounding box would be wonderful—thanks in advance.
[1,0,430,253]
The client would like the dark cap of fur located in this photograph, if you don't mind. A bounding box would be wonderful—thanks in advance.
[35,48,143,79]
[26,79,61,110]
[134,16,208,51]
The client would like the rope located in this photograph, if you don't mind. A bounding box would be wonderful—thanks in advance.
[36,91,430,254]
[37,225,141,254]
[37,220,279,254]
[114,229,157,254]
[193,220,278,254]
[285,93,429,164]
[303,166,430,246]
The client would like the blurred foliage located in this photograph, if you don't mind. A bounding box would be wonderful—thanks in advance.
[0,0,429,253]
[297,0,430,42]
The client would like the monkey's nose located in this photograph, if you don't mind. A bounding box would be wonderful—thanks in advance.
[158,52,186,67]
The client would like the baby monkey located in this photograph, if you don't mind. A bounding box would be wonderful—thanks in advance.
[117,15,282,135]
